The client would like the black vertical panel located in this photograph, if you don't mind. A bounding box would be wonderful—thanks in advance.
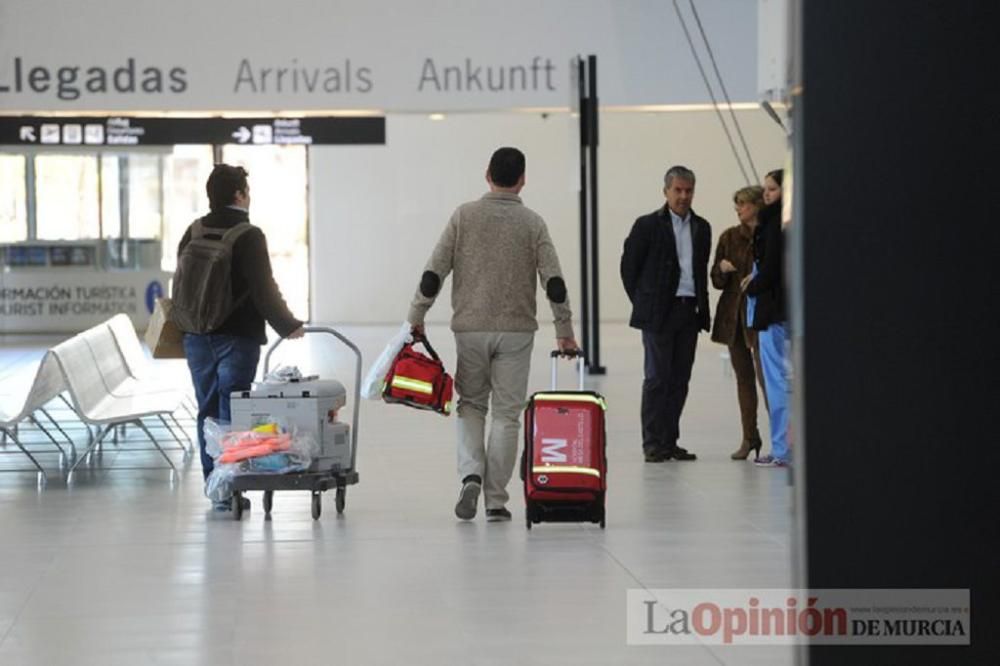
[796,1,999,664]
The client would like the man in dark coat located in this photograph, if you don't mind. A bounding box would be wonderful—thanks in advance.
[620,165,712,462]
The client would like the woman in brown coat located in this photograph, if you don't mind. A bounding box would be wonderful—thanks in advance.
[711,186,767,460]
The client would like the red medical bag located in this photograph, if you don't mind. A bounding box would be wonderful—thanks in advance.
[382,333,454,416]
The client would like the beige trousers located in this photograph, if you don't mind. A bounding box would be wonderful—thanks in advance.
[454,331,534,510]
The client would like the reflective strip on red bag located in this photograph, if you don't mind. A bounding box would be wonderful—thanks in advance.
[390,375,434,394]
[533,393,608,410]
[532,464,601,478]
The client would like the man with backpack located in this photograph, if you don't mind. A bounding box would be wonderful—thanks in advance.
[407,147,578,522]
[173,164,304,511]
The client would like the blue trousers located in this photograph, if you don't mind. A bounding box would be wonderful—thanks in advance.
[758,322,791,462]
[183,334,261,480]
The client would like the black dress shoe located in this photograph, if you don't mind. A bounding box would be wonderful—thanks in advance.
[664,446,697,461]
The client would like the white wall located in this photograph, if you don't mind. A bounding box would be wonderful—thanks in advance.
[1,0,757,112]
[309,109,787,326]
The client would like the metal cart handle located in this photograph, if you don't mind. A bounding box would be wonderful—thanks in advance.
[263,326,363,472]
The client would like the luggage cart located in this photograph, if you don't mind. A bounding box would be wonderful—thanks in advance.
[230,326,362,520]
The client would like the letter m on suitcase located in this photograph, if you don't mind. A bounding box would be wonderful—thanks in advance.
[540,438,568,463]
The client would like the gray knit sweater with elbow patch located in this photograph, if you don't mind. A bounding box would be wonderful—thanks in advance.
[407,191,574,339]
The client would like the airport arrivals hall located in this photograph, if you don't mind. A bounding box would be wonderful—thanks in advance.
[0,2,993,665]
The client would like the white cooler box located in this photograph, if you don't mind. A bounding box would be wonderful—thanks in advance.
[230,378,352,473]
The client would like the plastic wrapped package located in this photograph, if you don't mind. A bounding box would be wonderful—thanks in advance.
[203,418,321,500]
[204,417,229,461]
[205,463,238,502]
[361,322,413,400]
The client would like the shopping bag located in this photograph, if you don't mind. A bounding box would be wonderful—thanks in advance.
[145,297,186,359]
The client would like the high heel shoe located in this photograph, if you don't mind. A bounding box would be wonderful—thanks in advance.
[731,437,763,460]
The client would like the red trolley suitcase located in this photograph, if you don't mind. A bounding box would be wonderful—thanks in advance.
[522,350,607,529]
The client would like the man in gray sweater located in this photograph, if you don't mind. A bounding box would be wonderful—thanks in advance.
[409,147,577,522]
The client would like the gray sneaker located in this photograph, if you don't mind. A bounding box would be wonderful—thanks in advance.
[454,481,481,520]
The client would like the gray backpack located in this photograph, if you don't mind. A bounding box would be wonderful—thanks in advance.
[170,218,254,334]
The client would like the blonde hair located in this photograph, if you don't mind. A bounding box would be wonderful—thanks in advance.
[733,185,764,208]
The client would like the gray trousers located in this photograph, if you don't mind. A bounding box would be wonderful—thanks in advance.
[454,331,534,510]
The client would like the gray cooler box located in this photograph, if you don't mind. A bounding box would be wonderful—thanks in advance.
[230,378,352,473]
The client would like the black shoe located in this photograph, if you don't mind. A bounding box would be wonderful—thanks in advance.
[644,450,669,463]
[664,446,697,461]
[486,508,512,522]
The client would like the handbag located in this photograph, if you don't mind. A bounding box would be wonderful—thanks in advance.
[382,333,454,416]
[145,297,186,359]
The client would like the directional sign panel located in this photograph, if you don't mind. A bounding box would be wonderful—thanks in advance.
[0,116,385,146]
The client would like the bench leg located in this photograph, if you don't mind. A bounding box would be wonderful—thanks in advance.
[157,415,191,458]
[167,414,195,452]
[37,407,78,458]
[28,415,68,469]
[1,426,48,486]
[67,424,113,484]
[134,419,178,481]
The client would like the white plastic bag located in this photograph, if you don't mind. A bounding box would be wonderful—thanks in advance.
[361,322,412,400]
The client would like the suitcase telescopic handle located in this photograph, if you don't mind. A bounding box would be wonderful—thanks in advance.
[550,348,586,391]
[263,326,363,471]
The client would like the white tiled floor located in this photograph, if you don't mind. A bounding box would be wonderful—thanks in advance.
[0,323,795,665]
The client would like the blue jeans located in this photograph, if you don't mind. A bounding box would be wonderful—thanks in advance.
[183,334,261,480]
[759,322,791,462]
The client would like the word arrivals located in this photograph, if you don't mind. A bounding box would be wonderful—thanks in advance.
[234,59,373,94]
[418,57,557,93]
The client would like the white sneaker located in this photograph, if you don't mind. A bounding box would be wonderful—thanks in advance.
[454,481,481,520]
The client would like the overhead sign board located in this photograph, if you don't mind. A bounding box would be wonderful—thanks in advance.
[0,115,385,146]
[0,0,758,112]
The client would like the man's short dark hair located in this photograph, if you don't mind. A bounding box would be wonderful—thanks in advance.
[488,147,526,188]
[206,164,249,211]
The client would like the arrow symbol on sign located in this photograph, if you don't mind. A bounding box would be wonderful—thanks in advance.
[232,126,251,143]
[19,126,36,142]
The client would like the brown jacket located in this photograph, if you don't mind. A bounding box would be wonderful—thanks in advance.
[710,223,756,347]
